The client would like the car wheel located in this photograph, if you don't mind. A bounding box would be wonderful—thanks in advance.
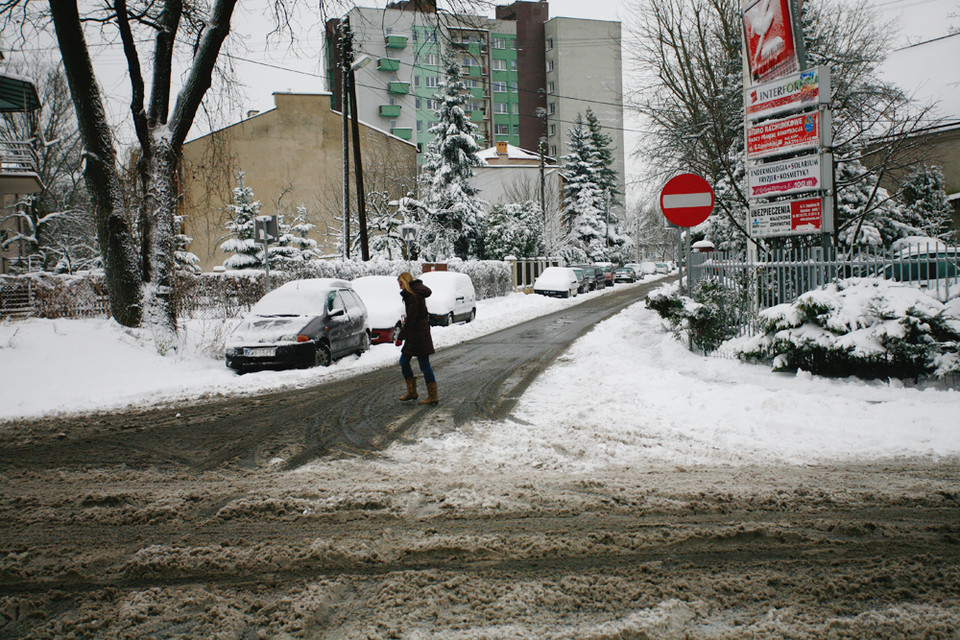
[467,308,476,322]
[392,323,402,342]
[358,331,371,355]
[445,312,454,326]
[314,342,332,367]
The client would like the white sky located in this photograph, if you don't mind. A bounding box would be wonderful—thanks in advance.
[2,275,957,467]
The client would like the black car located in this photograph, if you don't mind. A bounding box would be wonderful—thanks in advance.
[225,278,370,373]
[569,264,604,291]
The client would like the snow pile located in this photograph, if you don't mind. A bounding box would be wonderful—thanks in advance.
[729,278,960,378]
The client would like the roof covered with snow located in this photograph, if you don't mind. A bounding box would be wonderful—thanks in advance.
[880,34,960,121]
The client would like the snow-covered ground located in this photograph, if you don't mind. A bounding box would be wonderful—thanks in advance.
[1,276,957,467]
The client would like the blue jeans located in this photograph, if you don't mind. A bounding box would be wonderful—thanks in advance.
[400,353,436,384]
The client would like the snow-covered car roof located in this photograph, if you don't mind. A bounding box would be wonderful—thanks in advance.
[351,275,404,329]
[250,278,351,317]
[534,267,578,290]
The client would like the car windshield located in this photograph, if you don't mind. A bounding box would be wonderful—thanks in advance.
[250,289,325,317]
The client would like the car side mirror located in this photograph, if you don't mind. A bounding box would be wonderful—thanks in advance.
[329,308,345,318]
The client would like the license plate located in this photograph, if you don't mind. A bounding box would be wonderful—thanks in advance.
[244,347,276,358]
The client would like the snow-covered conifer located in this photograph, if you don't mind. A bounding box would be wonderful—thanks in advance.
[484,201,543,260]
[173,213,201,274]
[220,173,262,269]
[560,114,607,262]
[899,164,953,240]
[420,49,487,260]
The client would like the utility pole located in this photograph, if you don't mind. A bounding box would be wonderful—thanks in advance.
[348,59,370,261]
[338,20,352,259]
[539,138,546,250]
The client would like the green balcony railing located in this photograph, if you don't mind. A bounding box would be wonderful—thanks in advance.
[379,104,402,118]
[391,127,413,140]
[385,35,408,49]
[377,58,401,72]
[388,82,410,95]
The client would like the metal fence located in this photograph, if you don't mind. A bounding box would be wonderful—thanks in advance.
[0,140,40,174]
[505,256,563,291]
[688,240,960,336]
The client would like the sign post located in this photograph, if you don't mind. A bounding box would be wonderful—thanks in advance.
[254,216,279,292]
[659,173,715,293]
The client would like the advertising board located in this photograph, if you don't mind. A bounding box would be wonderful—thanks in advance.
[743,0,800,84]
[749,197,834,238]
[747,111,830,159]
[745,66,830,122]
[747,152,832,199]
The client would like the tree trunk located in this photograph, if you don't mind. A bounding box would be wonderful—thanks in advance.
[141,140,179,341]
[49,1,142,326]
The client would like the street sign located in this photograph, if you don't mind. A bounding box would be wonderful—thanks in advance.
[747,152,832,199]
[254,216,279,244]
[746,110,830,160]
[749,196,834,238]
[659,173,715,227]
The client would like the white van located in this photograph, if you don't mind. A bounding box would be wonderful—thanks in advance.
[420,271,477,326]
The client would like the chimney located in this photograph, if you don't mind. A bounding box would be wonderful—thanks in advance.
[496,141,508,155]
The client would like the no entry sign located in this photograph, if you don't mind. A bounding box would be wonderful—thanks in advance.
[660,173,715,227]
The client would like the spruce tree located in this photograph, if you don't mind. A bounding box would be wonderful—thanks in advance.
[584,107,620,206]
[220,172,263,270]
[484,201,543,260]
[899,164,953,240]
[560,114,607,262]
[421,49,487,260]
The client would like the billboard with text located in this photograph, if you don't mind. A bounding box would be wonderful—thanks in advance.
[743,0,800,84]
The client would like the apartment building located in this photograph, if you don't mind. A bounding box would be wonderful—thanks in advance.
[325,0,624,182]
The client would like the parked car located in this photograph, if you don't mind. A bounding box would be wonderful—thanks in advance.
[569,264,604,291]
[533,266,580,298]
[570,267,589,294]
[624,263,645,280]
[639,261,658,276]
[654,262,671,274]
[595,262,615,287]
[225,278,370,373]
[878,244,960,302]
[420,270,477,326]
[613,267,638,283]
[351,275,405,344]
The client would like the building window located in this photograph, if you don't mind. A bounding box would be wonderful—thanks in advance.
[546,38,554,50]
[513,125,519,135]
[550,145,557,156]
[425,76,439,88]
[417,120,423,131]
[549,123,556,137]
[494,102,508,114]
[424,53,439,66]
[511,59,517,71]
[415,98,421,108]
[510,82,518,93]
[546,59,554,72]
[495,124,509,135]
[493,81,507,92]
[492,59,507,71]
[512,103,519,114]
[547,81,555,94]
[492,37,506,49]
[548,102,556,115]
[425,31,437,43]
[414,76,420,87]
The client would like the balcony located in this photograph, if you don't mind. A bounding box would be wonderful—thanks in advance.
[391,127,413,140]
[379,104,402,118]
[388,81,410,95]
[377,58,401,72]
[0,140,43,195]
[384,34,408,49]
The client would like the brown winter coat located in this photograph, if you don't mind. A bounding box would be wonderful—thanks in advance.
[399,280,435,357]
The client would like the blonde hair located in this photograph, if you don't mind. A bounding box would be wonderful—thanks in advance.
[398,271,415,294]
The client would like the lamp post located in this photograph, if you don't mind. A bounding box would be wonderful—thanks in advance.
[399,223,419,261]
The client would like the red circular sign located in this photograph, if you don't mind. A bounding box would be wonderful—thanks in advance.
[659,173,715,227]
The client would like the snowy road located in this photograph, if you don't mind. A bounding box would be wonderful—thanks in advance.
[1,278,958,638]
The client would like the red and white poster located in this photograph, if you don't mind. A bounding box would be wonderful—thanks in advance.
[747,153,831,199]
[743,0,800,85]
[747,111,828,159]
[750,197,833,238]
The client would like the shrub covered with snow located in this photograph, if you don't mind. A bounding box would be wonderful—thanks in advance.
[646,278,750,353]
[729,278,960,379]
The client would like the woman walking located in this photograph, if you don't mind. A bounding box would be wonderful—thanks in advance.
[396,271,439,405]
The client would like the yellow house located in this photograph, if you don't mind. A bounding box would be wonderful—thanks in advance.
[179,92,418,271]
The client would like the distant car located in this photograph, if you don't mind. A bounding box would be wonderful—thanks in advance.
[654,262,671,274]
[351,275,405,344]
[420,270,477,326]
[613,267,638,283]
[225,278,370,373]
[533,266,580,298]
[569,264,604,291]
[570,267,589,293]
[624,263,645,280]
[640,262,658,276]
[878,245,960,302]
[595,262,615,287]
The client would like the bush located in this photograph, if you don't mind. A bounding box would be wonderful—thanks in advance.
[645,277,749,353]
[728,278,960,380]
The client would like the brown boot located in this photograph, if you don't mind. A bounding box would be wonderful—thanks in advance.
[418,382,439,405]
[399,378,418,401]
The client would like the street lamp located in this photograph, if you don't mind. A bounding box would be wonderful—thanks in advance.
[399,223,419,261]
